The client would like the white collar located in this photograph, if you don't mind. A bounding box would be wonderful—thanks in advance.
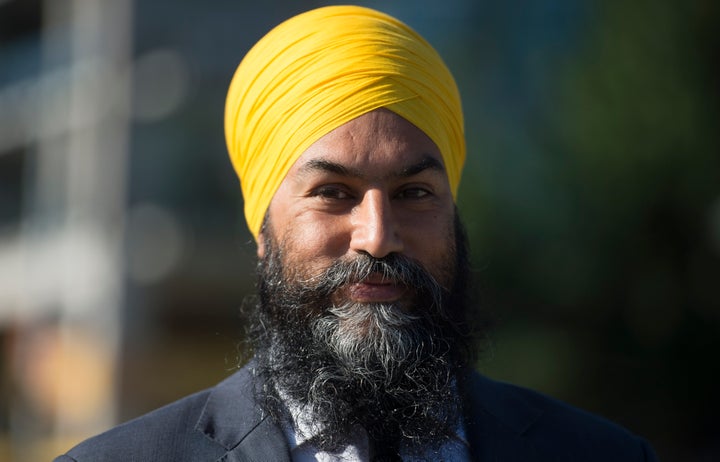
[279,392,471,462]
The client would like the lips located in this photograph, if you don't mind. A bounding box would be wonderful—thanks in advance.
[345,273,406,303]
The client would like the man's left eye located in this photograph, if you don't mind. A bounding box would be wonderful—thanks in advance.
[397,187,430,199]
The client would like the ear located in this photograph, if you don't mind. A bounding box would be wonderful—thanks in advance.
[256,231,266,259]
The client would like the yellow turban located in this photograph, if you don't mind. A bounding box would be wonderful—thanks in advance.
[225,5,465,239]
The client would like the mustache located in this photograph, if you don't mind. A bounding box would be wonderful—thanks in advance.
[297,253,445,309]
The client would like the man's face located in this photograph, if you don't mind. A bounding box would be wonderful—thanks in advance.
[252,109,469,452]
[259,108,457,303]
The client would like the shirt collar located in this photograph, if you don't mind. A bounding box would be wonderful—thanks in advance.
[279,390,471,461]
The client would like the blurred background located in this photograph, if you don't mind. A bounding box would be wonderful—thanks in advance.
[0,0,718,460]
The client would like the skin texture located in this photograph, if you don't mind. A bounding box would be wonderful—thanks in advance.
[258,108,457,303]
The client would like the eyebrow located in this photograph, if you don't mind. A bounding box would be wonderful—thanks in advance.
[400,156,445,177]
[298,155,445,180]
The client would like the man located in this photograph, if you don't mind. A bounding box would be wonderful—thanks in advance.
[55,5,657,461]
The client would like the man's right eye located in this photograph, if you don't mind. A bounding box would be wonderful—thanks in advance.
[312,186,353,200]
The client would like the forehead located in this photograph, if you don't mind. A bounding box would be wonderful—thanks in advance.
[288,108,446,177]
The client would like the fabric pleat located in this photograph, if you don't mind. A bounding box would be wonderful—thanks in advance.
[225,5,465,238]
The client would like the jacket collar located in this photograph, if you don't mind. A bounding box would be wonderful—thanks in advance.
[462,370,545,461]
[194,361,292,462]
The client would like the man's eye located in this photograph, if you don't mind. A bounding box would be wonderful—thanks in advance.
[313,186,352,200]
[397,187,431,199]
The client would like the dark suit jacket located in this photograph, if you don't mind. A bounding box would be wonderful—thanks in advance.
[55,362,657,461]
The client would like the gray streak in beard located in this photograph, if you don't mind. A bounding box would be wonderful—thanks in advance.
[303,253,451,381]
[312,303,424,374]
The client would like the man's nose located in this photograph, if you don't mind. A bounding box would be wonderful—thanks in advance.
[350,189,403,258]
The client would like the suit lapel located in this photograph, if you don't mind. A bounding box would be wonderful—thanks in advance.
[465,418,541,462]
[462,371,544,461]
[195,362,292,462]
[221,416,291,462]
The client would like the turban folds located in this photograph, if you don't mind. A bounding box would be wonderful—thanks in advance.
[225,5,465,238]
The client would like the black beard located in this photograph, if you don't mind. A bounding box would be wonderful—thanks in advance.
[249,214,473,456]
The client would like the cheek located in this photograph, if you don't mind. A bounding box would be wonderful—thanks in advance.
[401,212,456,284]
[400,202,453,241]
[278,215,350,275]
